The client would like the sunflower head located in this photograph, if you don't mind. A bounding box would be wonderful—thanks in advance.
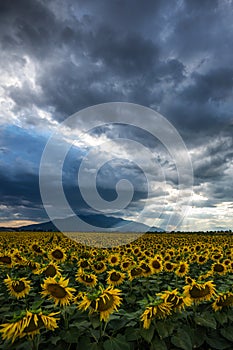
[78,286,122,322]
[76,269,98,287]
[183,280,216,304]
[49,247,66,262]
[106,269,125,286]
[4,275,31,299]
[212,292,233,311]
[0,310,60,343]
[41,276,75,307]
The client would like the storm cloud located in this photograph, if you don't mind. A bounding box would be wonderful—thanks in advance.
[0,0,233,230]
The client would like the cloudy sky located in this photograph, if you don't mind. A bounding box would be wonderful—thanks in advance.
[0,0,233,231]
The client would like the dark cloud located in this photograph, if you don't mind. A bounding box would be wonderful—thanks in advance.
[0,0,233,230]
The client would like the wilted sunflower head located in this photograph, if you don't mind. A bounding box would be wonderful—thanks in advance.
[140,298,172,329]
[0,310,60,343]
[212,292,233,311]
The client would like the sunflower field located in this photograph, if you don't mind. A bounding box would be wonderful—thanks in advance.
[0,231,232,350]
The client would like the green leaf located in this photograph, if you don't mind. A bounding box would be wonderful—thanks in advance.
[49,336,61,345]
[125,326,140,341]
[220,327,233,342]
[89,314,101,329]
[205,332,232,350]
[150,335,167,350]
[140,326,154,343]
[60,327,80,343]
[103,335,131,350]
[171,329,192,350]
[156,320,175,339]
[192,327,206,348]
[214,312,229,325]
[194,314,217,329]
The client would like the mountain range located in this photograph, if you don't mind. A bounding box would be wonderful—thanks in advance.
[0,213,164,233]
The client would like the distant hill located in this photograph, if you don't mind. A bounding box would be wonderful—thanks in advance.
[0,214,164,233]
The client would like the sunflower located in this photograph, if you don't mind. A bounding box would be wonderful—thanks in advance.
[149,258,163,274]
[78,286,122,322]
[26,260,40,273]
[41,262,61,278]
[164,261,176,272]
[76,269,98,287]
[128,267,143,281]
[197,255,208,265]
[0,310,60,343]
[183,280,216,304]
[120,259,133,271]
[211,262,227,276]
[30,243,44,255]
[159,289,192,312]
[41,276,75,306]
[175,262,189,278]
[139,262,153,277]
[78,258,90,269]
[0,253,13,267]
[92,261,107,274]
[106,269,125,286]
[4,275,31,299]
[108,254,121,267]
[141,300,172,329]
[48,246,67,262]
[212,292,233,311]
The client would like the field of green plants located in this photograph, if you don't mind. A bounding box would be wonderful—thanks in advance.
[0,231,232,350]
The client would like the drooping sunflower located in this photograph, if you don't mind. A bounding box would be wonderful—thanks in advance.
[78,286,122,322]
[183,280,216,304]
[159,289,192,312]
[212,292,233,311]
[76,269,98,287]
[41,276,75,306]
[175,262,189,278]
[4,275,31,299]
[141,299,172,329]
[0,310,60,343]
[106,269,125,286]
[48,246,67,262]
